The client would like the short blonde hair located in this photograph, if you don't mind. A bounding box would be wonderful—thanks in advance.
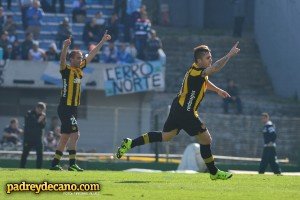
[261,112,269,119]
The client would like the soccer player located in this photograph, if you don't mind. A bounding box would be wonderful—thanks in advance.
[50,31,111,171]
[116,42,240,180]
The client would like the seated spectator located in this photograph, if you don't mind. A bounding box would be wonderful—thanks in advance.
[102,41,118,63]
[0,7,5,34]
[107,13,119,42]
[21,32,34,60]
[117,43,134,63]
[10,40,22,60]
[3,15,17,43]
[43,131,57,151]
[1,118,23,146]
[45,42,59,61]
[134,13,151,60]
[26,0,44,40]
[28,41,46,61]
[56,17,73,49]
[0,31,10,59]
[0,0,12,10]
[82,18,103,48]
[94,11,106,27]
[223,79,243,114]
[72,0,86,23]
[125,42,137,60]
[145,29,162,61]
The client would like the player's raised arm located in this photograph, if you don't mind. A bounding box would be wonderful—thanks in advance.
[202,41,240,77]
[207,80,231,98]
[60,36,72,71]
[85,30,111,64]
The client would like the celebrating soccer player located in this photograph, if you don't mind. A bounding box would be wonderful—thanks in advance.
[50,31,111,171]
[116,42,240,180]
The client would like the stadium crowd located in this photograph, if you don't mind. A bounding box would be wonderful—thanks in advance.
[0,0,164,64]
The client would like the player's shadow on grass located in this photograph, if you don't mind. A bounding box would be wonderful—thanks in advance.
[115,181,151,184]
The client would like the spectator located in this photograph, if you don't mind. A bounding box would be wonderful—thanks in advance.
[134,13,151,60]
[114,0,126,24]
[82,18,103,48]
[124,0,141,42]
[72,0,86,23]
[19,0,33,30]
[125,42,137,60]
[28,41,46,61]
[45,42,59,61]
[0,0,12,10]
[145,29,162,61]
[21,32,34,60]
[10,40,22,60]
[51,0,65,13]
[102,41,118,63]
[131,4,146,26]
[1,118,23,146]
[107,13,119,42]
[56,17,73,49]
[3,15,17,43]
[48,116,60,132]
[232,0,246,37]
[223,79,243,114]
[0,30,10,59]
[52,125,60,141]
[26,0,44,40]
[94,11,106,27]
[117,43,134,63]
[20,102,46,169]
[43,131,57,151]
[0,7,5,34]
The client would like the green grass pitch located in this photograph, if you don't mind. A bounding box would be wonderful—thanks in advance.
[1,168,299,200]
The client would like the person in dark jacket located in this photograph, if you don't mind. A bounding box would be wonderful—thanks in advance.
[20,102,46,169]
[258,113,281,175]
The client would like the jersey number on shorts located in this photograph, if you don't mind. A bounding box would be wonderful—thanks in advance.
[70,116,78,125]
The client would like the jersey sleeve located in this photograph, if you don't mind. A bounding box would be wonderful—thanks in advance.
[60,64,69,73]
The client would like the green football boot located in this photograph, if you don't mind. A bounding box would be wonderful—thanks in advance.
[50,165,63,171]
[116,138,132,159]
[68,164,84,172]
[210,169,233,180]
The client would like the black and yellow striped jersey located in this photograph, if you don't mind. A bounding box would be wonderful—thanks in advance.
[177,63,208,116]
[59,59,86,106]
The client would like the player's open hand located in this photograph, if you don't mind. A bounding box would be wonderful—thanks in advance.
[63,36,72,47]
[217,89,231,98]
[102,30,111,42]
[227,41,240,58]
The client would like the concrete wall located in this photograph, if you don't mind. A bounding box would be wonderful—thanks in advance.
[159,0,205,28]
[255,0,300,98]
[204,0,254,29]
[158,0,254,29]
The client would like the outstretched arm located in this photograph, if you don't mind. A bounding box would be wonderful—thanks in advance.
[85,30,111,64]
[202,41,240,77]
[207,80,231,98]
[60,36,71,71]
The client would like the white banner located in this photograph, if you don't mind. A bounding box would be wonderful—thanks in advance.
[103,61,165,96]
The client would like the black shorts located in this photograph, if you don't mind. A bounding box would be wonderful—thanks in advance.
[57,104,79,134]
[163,98,207,136]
